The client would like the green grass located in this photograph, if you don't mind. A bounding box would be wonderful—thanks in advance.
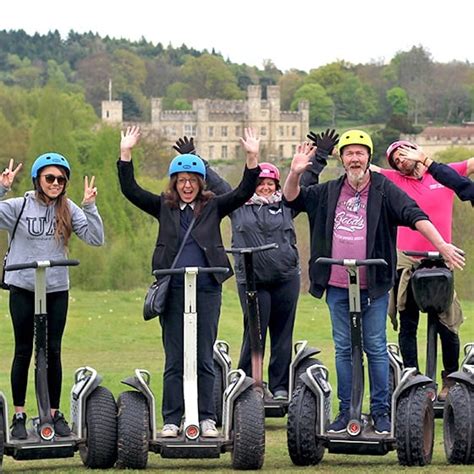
[0,287,473,472]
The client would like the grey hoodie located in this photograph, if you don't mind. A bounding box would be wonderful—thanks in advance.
[0,188,104,292]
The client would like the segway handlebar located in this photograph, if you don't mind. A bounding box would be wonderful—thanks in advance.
[225,243,278,254]
[316,257,387,267]
[403,250,442,259]
[5,259,80,271]
[153,267,229,277]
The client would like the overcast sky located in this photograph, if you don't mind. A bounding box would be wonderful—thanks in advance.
[2,0,473,72]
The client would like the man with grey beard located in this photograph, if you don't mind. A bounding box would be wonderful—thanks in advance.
[283,130,465,434]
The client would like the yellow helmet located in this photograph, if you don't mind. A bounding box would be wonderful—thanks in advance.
[338,130,373,155]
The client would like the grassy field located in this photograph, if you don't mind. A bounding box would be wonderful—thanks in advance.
[0,286,473,472]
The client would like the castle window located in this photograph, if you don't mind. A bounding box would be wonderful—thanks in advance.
[106,111,110,118]
[235,145,240,158]
[221,145,228,158]
[209,146,214,159]
[279,126,284,136]
[279,145,284,157]
[208,126,214,137]
[261,127,267,136]
[235,126,241,137]
[221,126,228,137]
[292,145,296,155]
[184,124,196,136]
[292,126,297,137]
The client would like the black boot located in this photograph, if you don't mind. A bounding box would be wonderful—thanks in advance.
[53,410,71,437]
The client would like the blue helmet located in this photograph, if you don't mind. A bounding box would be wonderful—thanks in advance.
[168,154,206,179]
[31,152,71,179]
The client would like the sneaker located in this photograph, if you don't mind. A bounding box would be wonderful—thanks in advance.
[11,412,27,439]
[327,411,349,433]
[200,419,218,438]
[53,410,71,437]
[373,412,391,434]
[161,423,179,437]
[273,390,289,401]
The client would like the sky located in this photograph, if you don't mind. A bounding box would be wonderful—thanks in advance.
[2,0,474,72]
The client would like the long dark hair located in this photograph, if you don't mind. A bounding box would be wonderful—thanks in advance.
[164,174,214,216]
[35,169,72,248]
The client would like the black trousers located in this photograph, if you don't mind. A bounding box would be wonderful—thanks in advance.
[160,285,221,426]
[395,271,459,374]
[9,286,69,408]
[237,274,300,394]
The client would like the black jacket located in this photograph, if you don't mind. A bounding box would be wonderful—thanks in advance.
[204,160,325,284]
[285,172,429,299]
[117,160,260,284]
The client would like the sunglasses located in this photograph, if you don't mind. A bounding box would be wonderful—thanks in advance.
[42,174,68,186]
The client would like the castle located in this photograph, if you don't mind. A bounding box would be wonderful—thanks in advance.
[102,85,309,160]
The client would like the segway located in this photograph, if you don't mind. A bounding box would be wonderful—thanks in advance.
[404,250,458,416]
[226,243,322,418]
[116,266,265,470]
[0,259,117,470]
[287,257,434,467]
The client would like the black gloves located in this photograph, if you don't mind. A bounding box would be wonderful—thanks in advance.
[307,128,339,163]
[173,136,196,155]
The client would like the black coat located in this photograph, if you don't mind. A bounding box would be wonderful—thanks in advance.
[285,171,429,299]
[117,160,260,284]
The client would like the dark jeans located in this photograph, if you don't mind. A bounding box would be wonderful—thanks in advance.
[395,270,460,374]
[237,274,300,394]
[160,285,221,425]
[9,286,69,408]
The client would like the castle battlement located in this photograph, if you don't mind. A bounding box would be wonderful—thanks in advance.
[102,85,309,160]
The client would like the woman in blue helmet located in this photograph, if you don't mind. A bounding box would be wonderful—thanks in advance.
[118,125,260,438]
[0,154,104,439]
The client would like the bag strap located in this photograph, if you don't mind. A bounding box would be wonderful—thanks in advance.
[170,214,196,269]
[4,197,27,259]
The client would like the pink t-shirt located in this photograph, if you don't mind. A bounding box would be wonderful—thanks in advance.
[380,162,467,252]
[329,179,370,289]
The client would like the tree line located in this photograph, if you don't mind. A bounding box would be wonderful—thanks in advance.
[1,30,474,128]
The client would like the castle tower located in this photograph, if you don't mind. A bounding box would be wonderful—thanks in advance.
[101,100,123,124]
[247,85,262,124]
[151,98,162,124]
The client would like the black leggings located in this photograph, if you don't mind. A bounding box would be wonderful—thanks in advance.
[395,271,459,374]
[9,286,69,408]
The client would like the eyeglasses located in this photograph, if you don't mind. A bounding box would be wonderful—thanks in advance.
[42,174,68,186]
[177,177,199,186]
[343,151,368,158]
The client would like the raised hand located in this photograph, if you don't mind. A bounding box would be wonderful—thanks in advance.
[173,136,196,155]
[239,127,260,156]
[0,159,22,189]
[307,128,339,162]
[82,176,97,205]
[120,126,141,161]
[290,142,316,175]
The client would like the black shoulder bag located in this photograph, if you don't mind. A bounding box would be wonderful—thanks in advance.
[143,215,196,320]
[1,197,27,290]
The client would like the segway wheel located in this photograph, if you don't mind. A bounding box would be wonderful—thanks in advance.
[287,384,324,465]
[295,358,323,389]
[116,391,149,469]
[213,362,224,427]
[80,386,118,469]
[388,365,396,412]
[395,385,434,466]
[231,388,265,470]
[443,382,474,464]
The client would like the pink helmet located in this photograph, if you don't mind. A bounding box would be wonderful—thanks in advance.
[386,140,417,169]
[258,162,280,182]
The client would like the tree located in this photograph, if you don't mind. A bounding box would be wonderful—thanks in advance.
[386,87,409,115]
[291,83,334,125]
[278,70,306,110]
[181,54,242,99]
